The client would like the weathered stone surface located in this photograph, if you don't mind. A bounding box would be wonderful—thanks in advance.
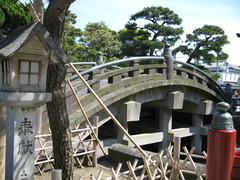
[198,100,215,115]
[0,92,51,107]
[167,91,184,109]
[6,108,37,180]
[123,132,164,146]
[0,21,68,64]
[67,73,221,126]
[108,143,205,175]
[108,143,155,164]
[122,101,141,122]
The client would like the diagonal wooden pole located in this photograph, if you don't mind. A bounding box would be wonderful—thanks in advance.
[29,2,41,22]
[66,78,107,156]
[69,63,149,158]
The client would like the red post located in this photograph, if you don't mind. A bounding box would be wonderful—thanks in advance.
[232,150,240,180]
[207,102,236,180]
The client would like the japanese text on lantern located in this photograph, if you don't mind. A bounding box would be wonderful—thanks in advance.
[17,118,33,155]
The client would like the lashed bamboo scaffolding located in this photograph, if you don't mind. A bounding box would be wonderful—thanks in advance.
[69,63,149,159]
[34,123,99,174]
[91,145,207,180]
[66,78,107,156]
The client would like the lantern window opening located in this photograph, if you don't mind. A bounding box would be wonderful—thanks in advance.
[19,59,41,86]
[2,59,10,85]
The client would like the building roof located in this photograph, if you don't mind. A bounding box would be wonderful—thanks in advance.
[0,21,68,64]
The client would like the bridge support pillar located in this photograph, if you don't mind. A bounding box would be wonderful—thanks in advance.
[117,119,128,144]
[117,101,141,144]
[191,114,203,154]
[167,91,184,109]
[158,108,172,151]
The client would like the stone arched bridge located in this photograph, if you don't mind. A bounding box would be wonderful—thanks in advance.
[43,55,227,153]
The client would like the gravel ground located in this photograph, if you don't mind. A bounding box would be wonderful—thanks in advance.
[34,159,128,180]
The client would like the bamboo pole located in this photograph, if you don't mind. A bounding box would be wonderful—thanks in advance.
[126,161,138,180]
[139,167,146,180]
[90,174,96,180]
[157,151,169,180]
[127,159,138,179]
[69,63,149,158]
[66,78,107,156]
[93,116,99,167]
[179,147,196,170]
[182,147,203,180]
[143,156,153,180]
[173,136,181,164]
[115,163,122,175]
[96,169,103,180]
[29,2,41,22]
[110,167,119,180]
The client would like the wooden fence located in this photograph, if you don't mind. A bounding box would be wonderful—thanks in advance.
[88,138,207,180]
[34,120,99,175]
[34,128,207,179]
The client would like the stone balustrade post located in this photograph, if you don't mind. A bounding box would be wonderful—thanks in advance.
[96,52,105,76]
[163,44,174,80]
[96,52,104,65]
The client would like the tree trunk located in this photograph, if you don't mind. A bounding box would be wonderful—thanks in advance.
[44,0,75,47]
[46,63,73,180]
[186,37,210,64]
[43,0,75,179]
[149,32,159,56]
[186,43,201,64]
[150,32,159,56]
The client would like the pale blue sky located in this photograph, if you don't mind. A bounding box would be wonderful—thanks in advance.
[20,0,240,65]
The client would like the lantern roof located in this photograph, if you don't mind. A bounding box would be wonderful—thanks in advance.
[0,21,68,64]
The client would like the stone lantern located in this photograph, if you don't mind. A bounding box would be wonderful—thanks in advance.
[0,21,68,180]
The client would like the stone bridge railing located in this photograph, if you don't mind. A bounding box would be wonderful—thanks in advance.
[55,56,228,130]
[68,56,226,100]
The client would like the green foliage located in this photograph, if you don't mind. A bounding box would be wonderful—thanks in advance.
[125,6,184,56]
[118,23,151,57]
[194,64,220,81]
[0,9,5,27]
[0,0,31,39]
[62,11,83,62]
[63,16,121,62]
[79,21,121,62]
[173,24,229,64]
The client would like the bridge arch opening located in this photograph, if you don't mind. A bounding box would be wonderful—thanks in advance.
[96,98,213,154]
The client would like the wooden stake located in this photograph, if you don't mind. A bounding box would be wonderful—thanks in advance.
[110,167,119,180]
[96,169,103,180]
[69,63,149,158]
[143,156,153,180]
[29,2,41,22]
[126,161,138,180]
[66,78,107,156]
[115,163,122,175]
[127,159,138,179]
[173,136,181,164]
